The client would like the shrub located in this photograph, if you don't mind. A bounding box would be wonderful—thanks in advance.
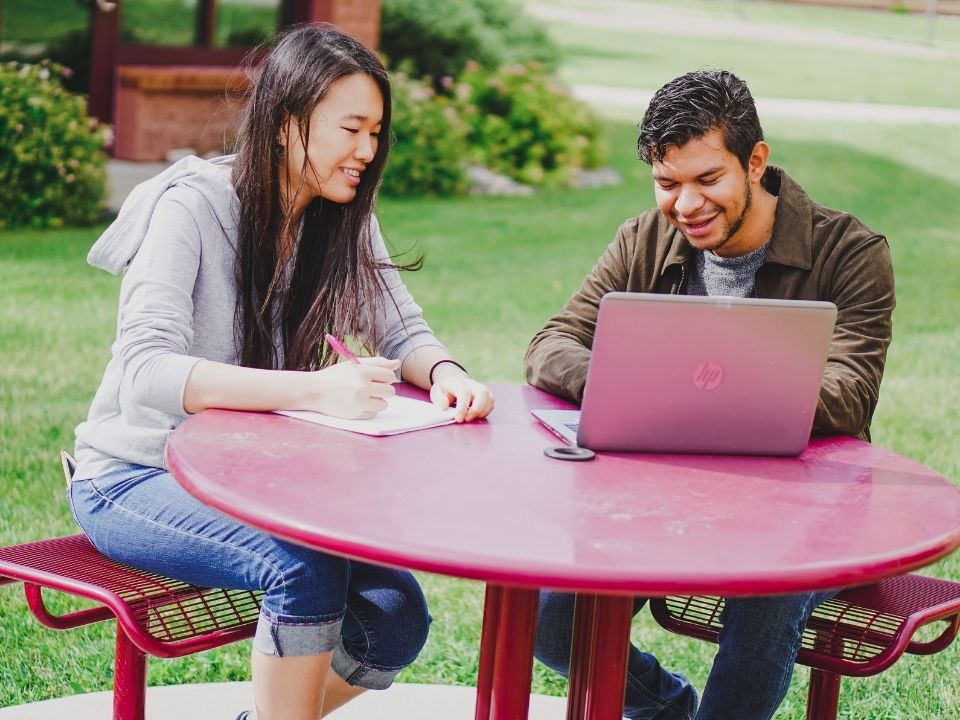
[381,71,469,197]
[455,62,606,188]
[43,29,92,96]
[379,0,559,87]
[0,61,109,229]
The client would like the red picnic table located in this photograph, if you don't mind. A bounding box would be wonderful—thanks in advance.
[166,383,960,720]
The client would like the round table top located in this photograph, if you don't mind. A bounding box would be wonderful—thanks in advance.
[167,383,960,596]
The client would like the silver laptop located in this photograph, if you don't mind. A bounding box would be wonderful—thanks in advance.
[532,292,837,456]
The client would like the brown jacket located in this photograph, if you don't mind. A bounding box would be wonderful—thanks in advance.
[524,167,895,441]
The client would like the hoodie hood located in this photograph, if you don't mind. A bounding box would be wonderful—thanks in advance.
[88,154,238,274]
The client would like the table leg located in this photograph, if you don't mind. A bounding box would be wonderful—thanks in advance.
[475,585,502,720]
[474,584,539,720]
[566,593,633,720]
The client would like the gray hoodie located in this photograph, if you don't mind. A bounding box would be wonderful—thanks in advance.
[74,155,442,480]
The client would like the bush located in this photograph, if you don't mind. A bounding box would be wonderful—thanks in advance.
[379,0,560,87]
[381,71,469,197]
[0,61,109,228]
[455,62,606,188]
[44,28,92,95]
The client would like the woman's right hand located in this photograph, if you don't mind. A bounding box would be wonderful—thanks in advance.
[303,357,400,419]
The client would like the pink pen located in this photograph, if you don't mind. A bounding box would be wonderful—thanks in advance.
[325,333,359,364]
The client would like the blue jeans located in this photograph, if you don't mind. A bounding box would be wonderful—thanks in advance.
[535,589,837,720]
[69,464,431,689]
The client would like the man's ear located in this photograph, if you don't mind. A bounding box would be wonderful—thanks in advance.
[748,141,770,183]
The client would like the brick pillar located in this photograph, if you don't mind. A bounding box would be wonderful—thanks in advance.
[310,0,382,49]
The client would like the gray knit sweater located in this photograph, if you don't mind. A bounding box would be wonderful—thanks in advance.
[74,155,442,480]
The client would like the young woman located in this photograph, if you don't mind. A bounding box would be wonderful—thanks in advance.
[69,24,494,720]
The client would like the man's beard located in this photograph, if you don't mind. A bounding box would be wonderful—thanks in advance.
[719,176,753,249]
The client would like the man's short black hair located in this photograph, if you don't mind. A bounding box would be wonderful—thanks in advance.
[637,70,763,170]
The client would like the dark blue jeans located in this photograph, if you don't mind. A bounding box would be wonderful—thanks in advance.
[535,589,837,720]
[69,464,431,689]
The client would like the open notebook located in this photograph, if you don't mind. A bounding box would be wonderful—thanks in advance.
[275,395,456,436]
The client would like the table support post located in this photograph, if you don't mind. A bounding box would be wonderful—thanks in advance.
[566,593,633,720]
[475,585,502,720]
[474,585,539,720]
[566,594,597,720]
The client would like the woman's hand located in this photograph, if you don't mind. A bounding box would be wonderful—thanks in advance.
[305,357,400,419]
[429,373,495,422]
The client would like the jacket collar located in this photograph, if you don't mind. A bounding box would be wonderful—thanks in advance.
[659,165,813,275]
[764,166,814,271]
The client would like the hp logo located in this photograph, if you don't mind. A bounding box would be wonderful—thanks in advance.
[693,361,724,390]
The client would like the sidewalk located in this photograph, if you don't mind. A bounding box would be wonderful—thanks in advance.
[571,84,960,125]
[0,682,567,719]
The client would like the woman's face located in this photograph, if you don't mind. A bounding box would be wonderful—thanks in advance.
[281,72,384,209]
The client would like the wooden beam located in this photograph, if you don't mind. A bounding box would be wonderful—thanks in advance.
[196,0,217,48]
[88,0,120,124]
[115,45,250,67]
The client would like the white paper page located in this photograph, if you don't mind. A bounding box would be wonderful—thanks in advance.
[275,395,456,436]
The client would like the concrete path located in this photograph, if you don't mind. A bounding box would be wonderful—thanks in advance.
[525,0,960,59]
[0,682,567,720]
[571,83,960,125]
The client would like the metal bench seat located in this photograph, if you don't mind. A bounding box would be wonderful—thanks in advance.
[0,451,262,720]
[0,534,261,656]
[649,574,960,719]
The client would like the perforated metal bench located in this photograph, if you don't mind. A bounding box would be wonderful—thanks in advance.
[649,574,960,720]
[0,452,262,720]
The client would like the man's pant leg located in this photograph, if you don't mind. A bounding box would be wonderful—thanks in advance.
[696,590,837,720]
[535,590,698,720]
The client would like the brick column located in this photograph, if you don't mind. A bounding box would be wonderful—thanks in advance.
[309,0,382,49]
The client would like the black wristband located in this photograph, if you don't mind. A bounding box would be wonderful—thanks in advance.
[428,359,467,385]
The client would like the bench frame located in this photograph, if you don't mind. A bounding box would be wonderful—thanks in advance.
[0,452,261,720]
[649,574,960,720]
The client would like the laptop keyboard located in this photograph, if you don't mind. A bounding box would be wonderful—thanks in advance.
[564,421,580,433]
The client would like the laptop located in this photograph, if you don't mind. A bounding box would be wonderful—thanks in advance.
[532,292,837,456]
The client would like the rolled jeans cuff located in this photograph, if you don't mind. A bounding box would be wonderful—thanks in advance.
[253,610,343,657]
[331,645,404,690]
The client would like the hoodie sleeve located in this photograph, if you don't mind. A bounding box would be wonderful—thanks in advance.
[114,195,206,418]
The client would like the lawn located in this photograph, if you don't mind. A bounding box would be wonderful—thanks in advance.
[3,0,960,716]
[1,0,277,47]
[2,121,959,716]
[530,0,960,108]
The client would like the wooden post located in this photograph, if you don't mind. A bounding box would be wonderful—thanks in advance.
[88,0,120,124]
[196,0,217,48]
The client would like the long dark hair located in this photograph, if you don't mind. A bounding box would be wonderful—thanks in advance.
[232,24,412,371]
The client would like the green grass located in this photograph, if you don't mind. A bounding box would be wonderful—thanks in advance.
[538,0,960,50]
[655,0,960,49]
[0,0,276,47]
[533,0,960,108]
[2,123,959,716]
[3,0,960,714]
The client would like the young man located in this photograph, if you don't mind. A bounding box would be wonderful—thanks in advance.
[524,70,894,719]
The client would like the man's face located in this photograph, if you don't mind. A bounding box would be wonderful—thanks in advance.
[651,129,760,257]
